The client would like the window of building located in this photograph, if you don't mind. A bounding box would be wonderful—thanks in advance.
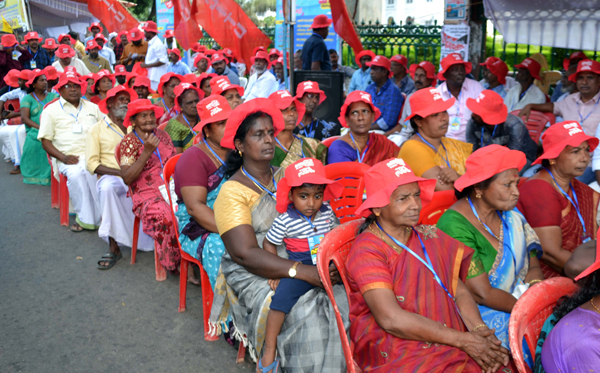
[388,0,395,5]
[406,0,413,3]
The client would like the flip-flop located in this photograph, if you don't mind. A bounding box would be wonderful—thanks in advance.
[70,223,84,232]
[97,252,123,270]
[9,167,20,174]
[257,357,279,373]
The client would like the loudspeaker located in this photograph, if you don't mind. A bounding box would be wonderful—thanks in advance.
[292,71,344,125]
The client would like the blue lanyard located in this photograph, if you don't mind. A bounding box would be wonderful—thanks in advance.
[416,133,451,168]
[28,47,38,61]
[241,166,277,199]
[519,84,531,101]
[576,95,600,124]
[32,92,45,107]
[89,59,101,68]
[275,136,305,158]
[105,118,123,138]
[544,168,590,242]
[59,99,82,123]
[294,208,318,232]
[162,98,179,116]
[375,221,455,301]
[182,115,198,135]
[468,196,501,239]
[302,120,316,137]
[480,125,498,148]
[202,137,224,165]
[293,135,306,157]
[133,130,164,178]
[349,132,369,163]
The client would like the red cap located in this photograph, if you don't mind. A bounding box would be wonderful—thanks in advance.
[438,53,472,80]
[196,72,217,89]
[268,90,306,126]
[563,51,588,71]
[268,48,282,58]
[409,61,437,81]
[574,229,600,281]
[3,69,20,88]
[466,90,508,125]
[88,22,104,33]
[355,158,436,218]
[406,88,456,121]
[55,45,76,59]
[24,32,41,42]
[117,31,128,41]
[91,69,115,92]
[142,21,159,34]
[85,40,101,51]
[182,74,197,85]
[194,53,210,67]
[18,69,31,81]
[454,145,526,192]
[173,83,204,112]
[114,65,127,76]
[192,43,206,53]
[54,71,84,91]
[132,62,148,76]
[367,55,391,72]
[43,66,59,80]
[390,54,408,69]
[210,76,244,96]
[1,34,18,48]
[205,49,216,57]
[211,52,228,65]
[131,75,155,93]
[98,85,136,114]
[194,95,232,134]
[276,158,344,213]
[129,28,144,42]
[251,51,271,69]
[164,30,174,38]
[338,90,381,128]
[94,34,107,44]
[220,98,285,149]
[168,48,181,59]
[533,121,599,165]
[515,58,542,81]
[310,14,332,29]
[25,69,45,87]
[123,99,165,128]
[354,50,375,67]
[63,66,79,75]
[223,48,235,59]
[480,57,508,85]
[58,34,75,45]
[252,46,266,56]
[295,80,327,105]
[157,72,183,96]
[568,59,600,83]
[42,38,58,50]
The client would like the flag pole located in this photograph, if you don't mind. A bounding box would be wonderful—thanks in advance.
[289,0,296,92]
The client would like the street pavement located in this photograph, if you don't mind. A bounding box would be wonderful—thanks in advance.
[0,161,252,373]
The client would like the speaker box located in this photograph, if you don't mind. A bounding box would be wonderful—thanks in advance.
[292,71,345,125]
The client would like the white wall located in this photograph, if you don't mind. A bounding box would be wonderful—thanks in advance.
[383,0,444,26]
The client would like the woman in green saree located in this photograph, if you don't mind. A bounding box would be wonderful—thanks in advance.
[164,83,204,153]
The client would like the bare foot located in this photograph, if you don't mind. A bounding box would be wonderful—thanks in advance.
[188,263,200,285]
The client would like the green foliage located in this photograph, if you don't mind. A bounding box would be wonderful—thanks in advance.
[129,0,156,22]
[235,0,276,26]
[262,15,276,28]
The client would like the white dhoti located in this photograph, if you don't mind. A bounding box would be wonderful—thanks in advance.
[0,124,25,164]
[58,160,101,229]
[97,175,154,251]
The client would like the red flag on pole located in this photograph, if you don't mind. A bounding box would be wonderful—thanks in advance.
[329,0,363,54]
[87,0,139,32]
[173,0,204,50]
[193,0,272,68]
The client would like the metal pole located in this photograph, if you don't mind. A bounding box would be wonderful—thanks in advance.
[289,0,296,92]
[282,5,288,91]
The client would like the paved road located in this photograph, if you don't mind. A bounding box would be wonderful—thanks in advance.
[0,162,252,373]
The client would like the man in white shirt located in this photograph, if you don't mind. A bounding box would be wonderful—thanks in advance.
[140,21,169,91]
[436,53,485,142]
[38,71,104,232]
[94,34,116,66]
[242,51,278,102]
[52,45,91,75]
[0,70,29,174]
[504,57,546,112]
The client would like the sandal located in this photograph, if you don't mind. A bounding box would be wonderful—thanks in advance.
[97,252,123,270]
[70,223,84,232]
[9,167,20,174]
[257,357,279,373]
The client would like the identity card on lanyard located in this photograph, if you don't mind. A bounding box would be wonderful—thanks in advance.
[448,91,462,134]
[60,100,83,134]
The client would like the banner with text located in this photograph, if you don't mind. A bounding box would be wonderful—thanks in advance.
[440,24,470,62]
[88,0,139,32]
[173,0,203,50]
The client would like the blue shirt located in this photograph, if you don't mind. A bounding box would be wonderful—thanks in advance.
[392,74,416,96]
[167,60,192,75]
[482,81,509,98]
[301,33,331,71]
[348,68,372,93]
[365,79,404,131]
[23,47,51,70]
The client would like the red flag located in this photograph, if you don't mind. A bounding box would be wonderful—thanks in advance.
[87,0,139,33]
[193,0,271,68]
[329,0,363,54]
[173,0,204,50]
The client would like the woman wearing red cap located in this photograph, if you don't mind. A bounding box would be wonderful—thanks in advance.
[437,145,544,355]
[89,70,115,105]
[328,90,399,166]
[210,76,243,110]
[268,90,327,168]
[118,99,180,273]
[517,121,599,279]
[196,72,216,98]
[209,99,346,371]
[398,88,473,191]
[346,158,510,372]
[164,83,203,153]
[20,69,58,185]
[154,73,183,125]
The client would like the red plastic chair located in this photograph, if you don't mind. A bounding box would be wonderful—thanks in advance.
[47,155,59,209]
[162,154,220,341]
[317,219,364,373]
[193,133,202,145]
[59,173,69,226]
[324,162,371,224]
[418,190,457,225]
[508,277,577,373]
[157,122,168,131]
[511,110,556,143]
[321,135,340,148]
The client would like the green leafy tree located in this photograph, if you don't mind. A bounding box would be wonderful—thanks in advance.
[235,0,276,26]
[129,0,157,22]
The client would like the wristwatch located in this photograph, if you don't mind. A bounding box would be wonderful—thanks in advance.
[288,262,300,278]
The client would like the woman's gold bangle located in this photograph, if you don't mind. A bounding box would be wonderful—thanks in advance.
[528,279,542,285]
[472,324,488,332]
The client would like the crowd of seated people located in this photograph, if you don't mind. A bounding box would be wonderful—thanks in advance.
[4,25,600,372]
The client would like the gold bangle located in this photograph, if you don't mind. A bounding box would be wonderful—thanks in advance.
[528,279,542,285]
[472,324,488,332]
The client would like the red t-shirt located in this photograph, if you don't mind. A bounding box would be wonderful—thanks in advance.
[173,146,218,201]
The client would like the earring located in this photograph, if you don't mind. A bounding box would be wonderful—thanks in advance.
[375,212,380,217]
[238,150,242,157]
[549,160,556,165]
[475,194,482,199]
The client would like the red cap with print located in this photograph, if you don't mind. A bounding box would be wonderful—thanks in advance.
[515,57,542,81]
[466,90,508,125]
[268,90,306,126]
[338,90,381,128]
[390,55,408,69]
[533,121,599,165]
[438,53,472,80]
[210,76,244,96]
[406,87,455,121]
[295,80,327,105]
[194,95,232,134]
[568,59,600,83]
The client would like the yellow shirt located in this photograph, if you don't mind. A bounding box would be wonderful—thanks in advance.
[213,180,260,235]
[85,116,125,174]
[82,55,113,74]
[398,136,473,177]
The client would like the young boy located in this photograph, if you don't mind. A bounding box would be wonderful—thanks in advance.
[259,158,343,373]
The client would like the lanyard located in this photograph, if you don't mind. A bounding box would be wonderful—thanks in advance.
[518,84,531,101]
[202,137,224,165]
[293,135,306,157]
[468,197,501,240]
[28,47,38,61]
[451,91,463,120]
[241,166,277,199]
[89,58,101,68]
[59,99,82,123]
[105,118,123,138]
[302,120,316,137]
[294,208,318,232]
[162,98,179,116]
[349,132,369,163]
[275,136,305,158]
[182,115,198,135]
[480,125,498,148]
[32,92,45,107]
[375,221,455,301]
[576,95,600,124]
[416,133,451,168]
[544,168,590,241]
[133,130,164,178]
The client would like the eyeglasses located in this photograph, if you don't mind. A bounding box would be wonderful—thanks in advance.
[305,93,319,100]
[63,84,80,90]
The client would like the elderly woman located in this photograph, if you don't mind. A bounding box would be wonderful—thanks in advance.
[346,158,511,372]
[197,72,216,98]
[327,90,400,165]
[155,72,183,124]
[164,83,204,153]
[20,69,58,185]
[173,94,232,288]
[118,99,180,273]
[517,121,600,278]
[268,90,327,168]
[398,88,473,191]
[89,70,114,104]
[437,145,544,351]
[210,99,347,371]
[210,76,243,110]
